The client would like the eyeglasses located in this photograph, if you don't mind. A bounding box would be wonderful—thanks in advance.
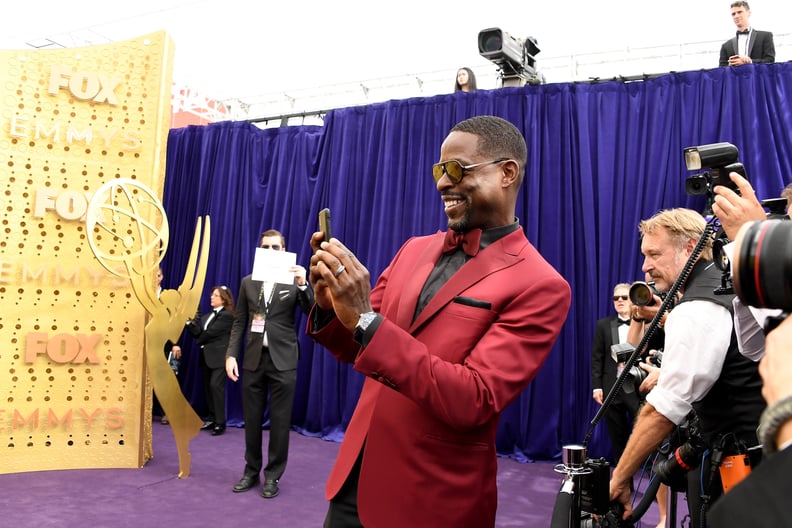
[260,244,282,250]
[612,295,629,301]
[432,158,510,183]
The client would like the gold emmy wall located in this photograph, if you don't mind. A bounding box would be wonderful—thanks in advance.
[0,31,174,473]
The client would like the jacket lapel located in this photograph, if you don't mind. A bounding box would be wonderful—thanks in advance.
[392,233,445,329]
[609,318,619,345]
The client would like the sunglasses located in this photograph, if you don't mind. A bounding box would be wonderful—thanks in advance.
[432,158,510,183]
[260,244,282,250]
[612,295,629,301]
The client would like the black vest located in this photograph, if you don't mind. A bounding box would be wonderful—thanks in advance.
[679,260,765,447]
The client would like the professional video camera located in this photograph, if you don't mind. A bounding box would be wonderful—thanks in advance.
[683,142,746,197]
[477,27,542,87]
[551,445,633,528]
[732,218,792,331]
[611,343,662,394]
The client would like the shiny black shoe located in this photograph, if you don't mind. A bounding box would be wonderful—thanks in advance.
[261,479,279,498]
[232,474,260,493]
[200,421,216,430]
[211,424,226,436]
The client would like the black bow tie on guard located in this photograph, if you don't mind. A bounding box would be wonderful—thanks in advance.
[442,229,482,257]
[617,318,630,326]
[737,29,750,35]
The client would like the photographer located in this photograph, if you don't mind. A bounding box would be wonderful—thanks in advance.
[591,283,641,466]
[609,208,765,527]
[708,314,792,526]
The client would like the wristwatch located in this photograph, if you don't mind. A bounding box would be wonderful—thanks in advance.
[353,311,378,345]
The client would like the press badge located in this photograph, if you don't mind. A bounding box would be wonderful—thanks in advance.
[251,313,266,333]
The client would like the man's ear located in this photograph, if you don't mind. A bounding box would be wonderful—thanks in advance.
[685,238,698,256]
[501,160,519,188]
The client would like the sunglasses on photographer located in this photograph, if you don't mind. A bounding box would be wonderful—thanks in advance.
[432,158,510,183]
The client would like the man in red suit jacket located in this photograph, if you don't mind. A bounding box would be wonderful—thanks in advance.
[307,115,571,527]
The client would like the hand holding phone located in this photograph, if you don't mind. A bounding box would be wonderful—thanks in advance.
[318,208,332,242]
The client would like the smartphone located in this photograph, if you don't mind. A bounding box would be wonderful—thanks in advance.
[318,208,332,242]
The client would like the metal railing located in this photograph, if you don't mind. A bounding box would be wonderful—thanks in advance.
[235,33,791,127]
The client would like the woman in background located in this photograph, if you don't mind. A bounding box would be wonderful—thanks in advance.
[454,67,477,92]
[187,285,235,436]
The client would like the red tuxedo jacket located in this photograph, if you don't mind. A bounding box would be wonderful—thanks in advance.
[309,229,571,527]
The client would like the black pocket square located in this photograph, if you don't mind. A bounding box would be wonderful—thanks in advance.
[453,296,492,309]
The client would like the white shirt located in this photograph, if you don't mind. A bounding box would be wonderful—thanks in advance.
[617,319,629,344]
[646,299,733,425]
[737,28,751,57]
[262,281,274,348]
[204,307,222,330]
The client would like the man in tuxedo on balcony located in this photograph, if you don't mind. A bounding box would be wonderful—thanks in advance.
[719,1,775,67]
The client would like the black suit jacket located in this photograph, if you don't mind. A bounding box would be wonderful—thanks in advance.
[709,445,790,527]
[226,275,314,372]
[591,316,625,396]
[719,29,775,67]
[187,308,234,369]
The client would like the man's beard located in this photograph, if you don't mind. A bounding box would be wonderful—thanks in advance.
[448,210,470,233]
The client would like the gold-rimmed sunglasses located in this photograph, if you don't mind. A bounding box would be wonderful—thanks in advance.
[432,158,510,183]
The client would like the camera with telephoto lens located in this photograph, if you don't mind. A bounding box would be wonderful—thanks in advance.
[612,343,662,394]
[628,281,677,309]
[653,413,706,493]
[683,142,746,197]
[732,219,792,331]
[711,192,789,297]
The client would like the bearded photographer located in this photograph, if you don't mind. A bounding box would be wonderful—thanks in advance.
[609,208,765,527]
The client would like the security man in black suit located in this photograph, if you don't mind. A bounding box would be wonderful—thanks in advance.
[591,282,641,464]
[225,229,314,499]
[719,1,775,67]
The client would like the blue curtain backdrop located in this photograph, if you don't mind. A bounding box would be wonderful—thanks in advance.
[161,63,792,463]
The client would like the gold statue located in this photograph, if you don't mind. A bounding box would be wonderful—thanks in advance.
[86,178,209,477]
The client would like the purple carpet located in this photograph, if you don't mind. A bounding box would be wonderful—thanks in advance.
[0,424,665,526]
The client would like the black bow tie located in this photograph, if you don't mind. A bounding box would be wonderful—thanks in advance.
[737,29,750,35]
[442,229,483,257]
[617,318,630,326]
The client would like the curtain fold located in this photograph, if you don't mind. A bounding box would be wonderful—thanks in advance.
[163,63,792,462]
